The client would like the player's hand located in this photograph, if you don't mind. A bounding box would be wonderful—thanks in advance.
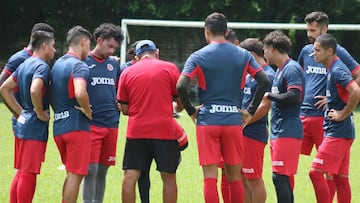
[314,95,327,111]
[190,104,202,124]
[327,108,345,121]
[115,100,121,111]
[238,108,252,127]
[36,109,50,122]
[75,105,92,120]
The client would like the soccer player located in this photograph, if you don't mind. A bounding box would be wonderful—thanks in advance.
[297,11,360,200]
[309,33,360,203]
[177,12,270,203]
[225,28,240,45]
[82,23,124,203]
[51,26,92,203]
[0,30,55,203]
[240,38,275,203]
[118,39,184,203]
[262,30,304,203]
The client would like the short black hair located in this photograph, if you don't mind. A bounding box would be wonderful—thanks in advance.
[304,11,329,28]
[315,33,337,55]
[204,12,227,36]
[66,25,92,46]
[93,23,124,43]
[31,23,54,34]
[263,30,291,54]
[31,31,55,50]
[240,38,264,57]
[225,29,238,43]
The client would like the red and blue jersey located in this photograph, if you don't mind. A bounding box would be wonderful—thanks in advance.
[12,56,50,142]
[242,64,275,143]
[182,42,262,126]
[118,58,179,140]
[2,48,32,130]
[324,58,355,139]
[270,59,304,140]
[51,53,90,136]
[86,53,120,128]
[298,44,360,117]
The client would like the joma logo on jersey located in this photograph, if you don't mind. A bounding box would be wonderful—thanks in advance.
[90,77,115,86]
[209,105,238,113]
[243,87,251,95]
[306,66,326,75]
[54,111,69,121]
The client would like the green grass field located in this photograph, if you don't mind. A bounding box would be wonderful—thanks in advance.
[0,103,359,202]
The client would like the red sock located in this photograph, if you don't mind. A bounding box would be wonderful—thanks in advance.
[221,174,230,203]
[17,172,37,203]
[289,175,295,191]
[333,176,351,203]
[10,171,20,203]
[204,178,219,203]
[326,178,336,202]
[229,180,244,203]
[309,170,329,203]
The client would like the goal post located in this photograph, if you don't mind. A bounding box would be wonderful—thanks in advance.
[120,18,360,65]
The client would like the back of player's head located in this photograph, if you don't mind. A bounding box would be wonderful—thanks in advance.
[31,31,55,50]
[135,39,157,57]
[315,33,337,55]
[304,11,329,28]
[31,23,54,34]
[225,29,238,43]
[240,38,264,58]
[127,40,139,58]
[263,30,291,54]
[66,25,92,46]
[93,23,124,44]
[205,12,227,36]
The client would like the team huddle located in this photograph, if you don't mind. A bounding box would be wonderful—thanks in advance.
[0,10,359,203]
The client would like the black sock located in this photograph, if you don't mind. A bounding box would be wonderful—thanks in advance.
[272,172,293,203]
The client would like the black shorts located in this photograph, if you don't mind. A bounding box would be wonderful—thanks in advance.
[123,139,180,173]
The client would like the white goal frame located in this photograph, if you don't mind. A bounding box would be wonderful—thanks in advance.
[120,18,360,64]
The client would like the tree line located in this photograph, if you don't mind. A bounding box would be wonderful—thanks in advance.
[1,0,359,65]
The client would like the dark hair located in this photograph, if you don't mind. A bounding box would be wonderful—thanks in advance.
[127,40,139,57]
[225,28,238,43]
[315,33,337,55]
[304,11,329,28]
[93,23,124,43]
[31,23,54,34]
[204,12,227,36]
[66,25,92,46]
[263,30,291,54]
[240,38,264,57]
[31,31,55,50]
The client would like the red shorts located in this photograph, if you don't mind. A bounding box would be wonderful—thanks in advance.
[54,131,91,175]
[14,137,47,174]
[270,138,302,176]
[300,116,324,155]
[311,136,353,175]
[196,125,243,166]
[242,136,266,179]
[89,125,118,165]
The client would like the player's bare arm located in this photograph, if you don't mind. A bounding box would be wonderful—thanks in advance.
[328,81,360,121]
[31,78,50,121]
[314,95,327,111]
[0,76,22,118]
[74,78,92,120]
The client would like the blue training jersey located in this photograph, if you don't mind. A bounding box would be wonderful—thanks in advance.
[2,48,32,131]
[86,53,120,128]
[298,44,360,117]
[270,59,304,140]
[324,58,355,139]
[182,41,262,126]
[242,64,275,143]
[13,56,50,142]
[51,53,90,136]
